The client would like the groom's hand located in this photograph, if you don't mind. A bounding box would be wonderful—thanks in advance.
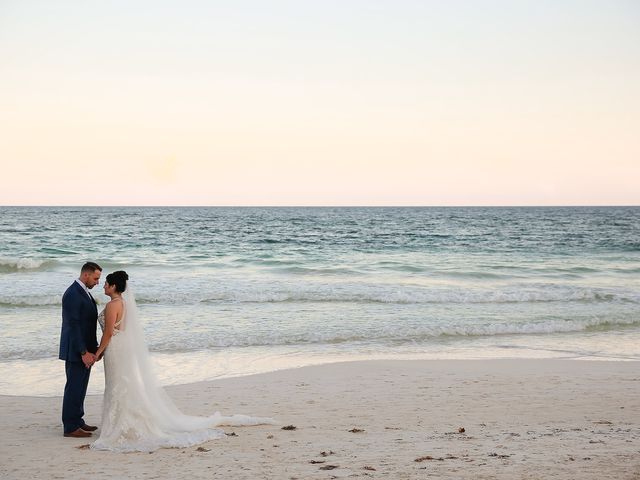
[82,351,96,368]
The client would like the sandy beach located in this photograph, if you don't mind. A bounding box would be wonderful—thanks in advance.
[1,359,639,479]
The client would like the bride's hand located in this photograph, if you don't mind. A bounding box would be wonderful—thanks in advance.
[82,351,96,368]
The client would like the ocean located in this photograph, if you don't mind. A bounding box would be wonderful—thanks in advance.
[1,206,639,396]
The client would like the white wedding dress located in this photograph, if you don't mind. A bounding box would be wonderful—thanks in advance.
[91,284,274,453]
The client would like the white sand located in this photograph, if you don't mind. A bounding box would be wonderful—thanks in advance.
[1,359,639,479]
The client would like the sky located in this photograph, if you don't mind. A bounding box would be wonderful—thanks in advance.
[1,0,639,206]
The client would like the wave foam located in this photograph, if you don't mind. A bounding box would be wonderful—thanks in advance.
[0,295,61,306]
[2,284,638,307]
[5,316,638,361]
[0,257,52,272]
[195,286,639,305]
[141,317,640,352]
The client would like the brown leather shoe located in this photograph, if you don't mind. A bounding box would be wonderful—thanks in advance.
[64,428,92,438]
[81,424,98,432]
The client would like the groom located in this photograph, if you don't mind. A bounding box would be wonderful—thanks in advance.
[59,262,102,438]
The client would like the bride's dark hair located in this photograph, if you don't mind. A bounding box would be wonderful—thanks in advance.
[106,270,129,293]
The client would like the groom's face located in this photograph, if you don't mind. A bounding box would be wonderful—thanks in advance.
[82,270,102,289]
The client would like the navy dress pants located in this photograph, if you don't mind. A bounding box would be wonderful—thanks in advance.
[62,361,91,434]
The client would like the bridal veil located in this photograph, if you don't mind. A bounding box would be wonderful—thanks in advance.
[91,283,274,452]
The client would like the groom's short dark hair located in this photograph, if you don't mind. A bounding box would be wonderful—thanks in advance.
[81,262,102,273]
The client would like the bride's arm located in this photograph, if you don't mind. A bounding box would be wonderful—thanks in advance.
[96,301,120,358]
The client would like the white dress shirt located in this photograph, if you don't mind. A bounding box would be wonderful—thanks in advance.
[75,279,93,300]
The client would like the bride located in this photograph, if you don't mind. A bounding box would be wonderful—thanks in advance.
[91,270,274,452]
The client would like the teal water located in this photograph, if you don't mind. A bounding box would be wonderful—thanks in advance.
[1,207,639,395]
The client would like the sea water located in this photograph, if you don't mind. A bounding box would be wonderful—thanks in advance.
[1,206,638,396]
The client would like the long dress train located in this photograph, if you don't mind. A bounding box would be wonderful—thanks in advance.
[91,285,274,452]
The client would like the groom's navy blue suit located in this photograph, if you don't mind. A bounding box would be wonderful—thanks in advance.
[59,281,98,434]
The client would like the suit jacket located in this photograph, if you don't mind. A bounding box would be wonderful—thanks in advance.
[59,281,98,362]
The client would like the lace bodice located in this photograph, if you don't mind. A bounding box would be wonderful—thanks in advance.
[98,301,123,334]
[98,309,105,331]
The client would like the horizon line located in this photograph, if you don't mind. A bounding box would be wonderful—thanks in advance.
[2,204,639,208]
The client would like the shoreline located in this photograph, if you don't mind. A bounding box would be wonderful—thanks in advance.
[3,355,639,399]
[3,344,639,398]
[1,358,639,479]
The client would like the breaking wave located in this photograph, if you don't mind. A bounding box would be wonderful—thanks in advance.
[0,257,57,273]
[4,316,638,360]
[1,285,638,307]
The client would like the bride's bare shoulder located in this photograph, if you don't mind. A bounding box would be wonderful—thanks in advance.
[105,298,124,311]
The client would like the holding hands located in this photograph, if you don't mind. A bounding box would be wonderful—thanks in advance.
[82,351,97,369]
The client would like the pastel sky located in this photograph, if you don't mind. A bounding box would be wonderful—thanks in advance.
[1,0,639,206]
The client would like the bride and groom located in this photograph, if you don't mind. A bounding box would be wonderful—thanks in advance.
[59,262,273,452]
